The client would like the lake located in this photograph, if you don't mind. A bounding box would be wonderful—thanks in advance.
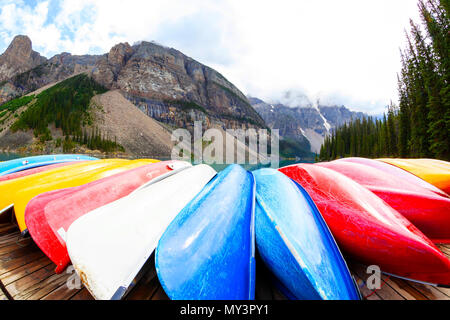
[0,153,310,171]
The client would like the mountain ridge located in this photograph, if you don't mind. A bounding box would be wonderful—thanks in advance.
[250,96,367,153]
[0,35,267,157]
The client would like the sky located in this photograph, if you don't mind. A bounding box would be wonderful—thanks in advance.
[0,0,422,114]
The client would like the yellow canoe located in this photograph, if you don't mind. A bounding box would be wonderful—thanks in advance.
[378,158,450,195]
[0,159,159,233]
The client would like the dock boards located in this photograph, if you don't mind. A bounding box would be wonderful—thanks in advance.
[0,222,449,300]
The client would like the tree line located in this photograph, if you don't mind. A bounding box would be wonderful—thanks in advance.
[9,74,124,153]
[320,0,449,161]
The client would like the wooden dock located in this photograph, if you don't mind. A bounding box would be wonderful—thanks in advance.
[1,221,450,301]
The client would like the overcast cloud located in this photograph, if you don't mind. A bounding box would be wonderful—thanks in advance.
[0,0,421,114]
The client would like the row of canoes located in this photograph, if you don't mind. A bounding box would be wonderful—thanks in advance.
[0,155,449,300]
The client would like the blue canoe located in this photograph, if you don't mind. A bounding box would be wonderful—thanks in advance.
[0,154,98,176]
[253,168,360,300]
[156,164,255,300]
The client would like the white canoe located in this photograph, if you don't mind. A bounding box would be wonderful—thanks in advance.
[66,164,217,300]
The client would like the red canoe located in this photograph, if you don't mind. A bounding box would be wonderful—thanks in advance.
[317,161,450,244]
[25,160,190,273]
[280,164,450,286]
[0,162,83,183]
[338,157,448,198]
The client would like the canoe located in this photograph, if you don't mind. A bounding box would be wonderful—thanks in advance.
[0,162,80,183]
[0,159,158,233]
[26,160,191,274]
[317,161,450,243]
[156,165,255,300]
[0,154,97,176]
[252,168,360,300]
[338,158,448,197]
[280,164,450,286]
[378,158,450,195]
[66,164,217,300]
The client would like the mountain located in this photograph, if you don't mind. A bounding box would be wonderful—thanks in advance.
[91,41,266,132]
[0,35,46,83]
[250,97,366,153]
[0,36,266,157]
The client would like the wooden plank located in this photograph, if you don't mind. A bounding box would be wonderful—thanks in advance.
[350,263,383,300]
[41,282,82,300]
[0,239,34,257]
[0,242,38,261]
[375,278,405,300]
[434,285,450,297]
[350,264,406,300]
[384,277,428,300]
[7,264,70,301]
[438,246,450,258]
[5,263,56,298]
[150,285,169,300]
[0,250,44,276]
[20,273,70,300]
[0,290,7,300]
[126,267,159,300]
[0,233,22,247]
[407,281,450,300]
[70,288,94,300]
[1,256,52,286]
[0,224,18,236]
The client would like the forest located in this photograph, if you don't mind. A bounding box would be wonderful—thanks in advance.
[9,74,124,153]
[320,0,449,161]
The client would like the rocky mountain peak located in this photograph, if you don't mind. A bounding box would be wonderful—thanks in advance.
[0,35,47,82]
[251,96,367,153]
[5,35,33,57]
[108,42,133,67]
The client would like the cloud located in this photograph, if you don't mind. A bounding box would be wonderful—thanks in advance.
[0,0,422,114]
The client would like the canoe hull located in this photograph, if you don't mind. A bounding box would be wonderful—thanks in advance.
[253,169,360,300]
[66,165,217,300]
[25,160,191,273]
[339,157,448,197]
[0,162,81,183]
[0,154,97,175]
[317,161,450,243]
[156,165,255,300]
[378,158,450,195]
[1,159,158,232]
[280,164,450,286]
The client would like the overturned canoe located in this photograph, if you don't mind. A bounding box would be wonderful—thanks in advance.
[26,160,191,274]
[66,165,217,300]
[280,164,450,286]
[156,165,255,300]
[253,168,360,300]
[0,154,97,176]
[338,157,448,197]
[0,162,79,183]
[317,161,450,243]
[0,159,158,233]
[378,158,450,195]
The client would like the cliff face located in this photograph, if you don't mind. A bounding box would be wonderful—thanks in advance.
[0,53,102,105]
[0,37,266,132]
[92,41,266,131]
[0,35,47,82]
[250,97,366,153]
[0,35,269,156]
